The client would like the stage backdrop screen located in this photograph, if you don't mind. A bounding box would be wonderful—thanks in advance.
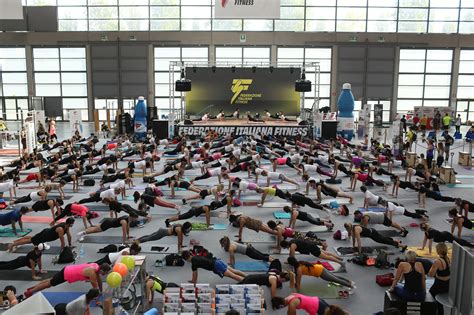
[185,67,301,116]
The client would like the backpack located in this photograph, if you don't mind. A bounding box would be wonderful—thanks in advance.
[375,249,389,268]
[84,179,95,186]
[190,245,213,259]
[165,253,185,267]
[53,246,77,264]
[376,272,395,287]
[350,253,369,266]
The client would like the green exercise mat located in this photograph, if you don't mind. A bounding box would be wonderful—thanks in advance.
[300,284,341,299]
[191,223,227,230]
[454,175,474,179]
[446,184,474,188]
[0,228,32,237]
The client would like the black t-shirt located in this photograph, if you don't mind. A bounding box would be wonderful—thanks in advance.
[191,256,214,271]
[26,249,42,267]
[141,194,156,207]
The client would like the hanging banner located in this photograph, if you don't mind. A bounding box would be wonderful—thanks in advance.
[69,110,83,135]
[34,110,45,132]
[358,104,371,138]
[215,0,281,19]
[374,104,383,128]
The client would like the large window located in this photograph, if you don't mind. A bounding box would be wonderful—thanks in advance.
[397,49,453,115]
[215,47,271,65]
[456,49,474,122]
[22,0,470,34]
[154,46,209,117]
[0,48,28,120]
[33,47,88,120]
[277,47,332,109]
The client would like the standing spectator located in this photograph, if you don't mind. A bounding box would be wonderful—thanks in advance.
[442,113,451,131]
[443,132,454,161]
[420,114,428,135]
[426,139,434,171]
[413,114,420,131]
[400,115,407,133]
[455,114,462,133]
[433,111,441,133]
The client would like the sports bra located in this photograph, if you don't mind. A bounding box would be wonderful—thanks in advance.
[436,257,450,277]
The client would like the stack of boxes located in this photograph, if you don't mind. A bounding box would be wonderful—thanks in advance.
[163,284,264,315]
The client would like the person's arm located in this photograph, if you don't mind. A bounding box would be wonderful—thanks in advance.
[170,181,175,199]
[191,270,198,284]
[57,228,65,249]
[420,234,427,251]
[290,212,297,229]
[287,299,298,315]
[428,259,439,277]
[305,182,309,195]
[428,239,433,254]
[30,259,40,280]
[259,191,267,207]
[90,271,101,291]
[420,264,426,291]
[317,186,322,201]
[289,244,296,257]
[238,219,244,242]
[295,269,302,292]
[269,276,278,298]
[11,220,18,236]
[177,228,183,252]
[364,197,368,210]
[229,248,235,266]
[389,265,403,292]
[267,177,270,187]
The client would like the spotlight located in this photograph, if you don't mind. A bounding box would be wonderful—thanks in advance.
[193,66,197,73]
[232,66,236,73]
[252,66,256,73]
[176,68,191,92]
[212,66,216,73]
[269,66,274,73]
[295,68,311,92]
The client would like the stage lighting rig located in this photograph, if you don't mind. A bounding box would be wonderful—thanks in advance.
[175,68,192,92]
[295,68,311,92]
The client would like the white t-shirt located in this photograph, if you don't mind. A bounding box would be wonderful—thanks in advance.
[100,188,116,200]
[303,164,318,173]
[224,144,234,152]
[251,154,260,162]
[208,167,222,176]
[66,294,88,315]
[255,168,264,175]
[98,164,108,171]
[290,153,301,164]
[159,139,169,145]
[216,113,223,119]
[0,180,14,192]
[365,190,379,205]
[108,247,130,264]
[110,180,126,190]
[268,171,281,180]
[134,160,147,169]
[30,191,42,201]
[319,155,329,164]
[191,161,205,169]
[387,202,405,215]
[232,148,241,158]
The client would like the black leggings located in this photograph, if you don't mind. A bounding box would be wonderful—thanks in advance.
[299,212,323,225]
[366,229,399,248]
[433,232,473,247]
[402,209,424,219]
[78,193,101,204]
[245,246,270,262]
[178,207,204,220]
[335,156,351,163]
[284,158,297,169]
[13,195,33,204]
[83,168,101,175]
[376,168,393,176]
[291,193,324,210]
[193,172,211,181]
[120,203,148,218]
[121,150,137,158]
[0,256,28,270]
[337,164,350,175]
[365,175,385,187]
[275,189,287,200]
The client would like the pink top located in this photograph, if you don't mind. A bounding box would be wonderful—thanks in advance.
[277,157,287,165]
[297,141,310,149]
[71,204,88,217]
[246,182,257,190]
[378,155,388,163]
[107,143,117,150]
[64,263,99,283]
[282,227,294,238]
[288,293,320,315]
[357,173,368,182]
[212,152,222,160]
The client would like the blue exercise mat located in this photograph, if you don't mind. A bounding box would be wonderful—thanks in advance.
[453,175,474,179]
[273,212,291,219]
[446,184,474,188]
[358,207,386,212]
[212,223,227,230]
[234,261,269,272]
[42,292,102,307]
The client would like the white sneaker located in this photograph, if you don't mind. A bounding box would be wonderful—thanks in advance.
[77,231,85,237]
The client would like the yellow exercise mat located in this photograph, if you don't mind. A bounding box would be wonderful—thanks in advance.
[407,246,452,259]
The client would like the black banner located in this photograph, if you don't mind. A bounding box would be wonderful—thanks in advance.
[177,125,310,137]
[185,67,301,116]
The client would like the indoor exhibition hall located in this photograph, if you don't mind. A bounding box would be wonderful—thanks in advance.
[0,0,473,314]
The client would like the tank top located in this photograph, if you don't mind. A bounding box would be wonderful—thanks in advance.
[64,263,99,283]
[403,262,423,293]
[436,258,450,277]
[277,157,286,165]
[233,242,247,255]
[287,293,319,314]
[264,187,276,196]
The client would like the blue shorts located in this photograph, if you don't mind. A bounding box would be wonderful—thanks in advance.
[213,259,228,278]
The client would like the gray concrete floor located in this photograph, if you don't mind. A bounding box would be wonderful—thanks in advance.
[0,121,473,315]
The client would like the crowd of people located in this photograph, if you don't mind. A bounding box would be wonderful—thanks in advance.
[0,113,472,315]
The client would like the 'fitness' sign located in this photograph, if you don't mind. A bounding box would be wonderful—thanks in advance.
[178,125,310,137]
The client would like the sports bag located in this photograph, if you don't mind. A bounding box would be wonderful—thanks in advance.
[376,272,394,287]
[84,179,95,186]
[165,253,185,266]
[52,246,77,264]
[375,249,389,268]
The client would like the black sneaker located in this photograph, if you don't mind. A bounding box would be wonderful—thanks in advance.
[165,219,170,227]
[401,228,409,237]
[182,198,187,205]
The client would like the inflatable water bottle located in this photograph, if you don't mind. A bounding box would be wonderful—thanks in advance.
[337,83,355,140]
[134,96,147,141]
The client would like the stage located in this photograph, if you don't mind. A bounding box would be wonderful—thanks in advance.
[177,119,311,137]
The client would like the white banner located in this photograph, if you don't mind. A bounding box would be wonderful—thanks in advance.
[34,110,45,132]
[69,110,83,135]
[215,0,281,19]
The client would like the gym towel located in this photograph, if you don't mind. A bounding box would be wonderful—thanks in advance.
[273,212,291,219]
[320,198,351,205]
[0,228,32,237]
[234,261,269,272]
[406,246,452,259]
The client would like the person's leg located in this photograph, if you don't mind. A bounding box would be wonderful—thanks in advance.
[304,213,325,226]
[318,251,342,264]
[403,209,424,219]
[245,246,270,262]
[154,198,179,210]
[370,230,402,249]
[13,195,31,204]
[0,257,24,270]
[29,278,54,294]
[451,234,474,247]
[319,269,352,287]
[9,236,32,249]
[394,283,415,301]
[78,194,100,204]
[226,266,246,277]
[138,230,166,243]
[281,175,299,186]
[193,173,210,181]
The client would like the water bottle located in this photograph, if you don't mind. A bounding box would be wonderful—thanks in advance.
[79,244,85,258]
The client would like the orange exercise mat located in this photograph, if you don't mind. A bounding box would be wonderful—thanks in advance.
[22,216,65,223]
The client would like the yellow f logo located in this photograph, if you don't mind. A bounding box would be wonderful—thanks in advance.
[231,79,253,104]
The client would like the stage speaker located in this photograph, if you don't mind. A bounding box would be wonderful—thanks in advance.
[152,120,169,139]
[175,80,192,92]
[298,120,309,126]
[295,80,311,92]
